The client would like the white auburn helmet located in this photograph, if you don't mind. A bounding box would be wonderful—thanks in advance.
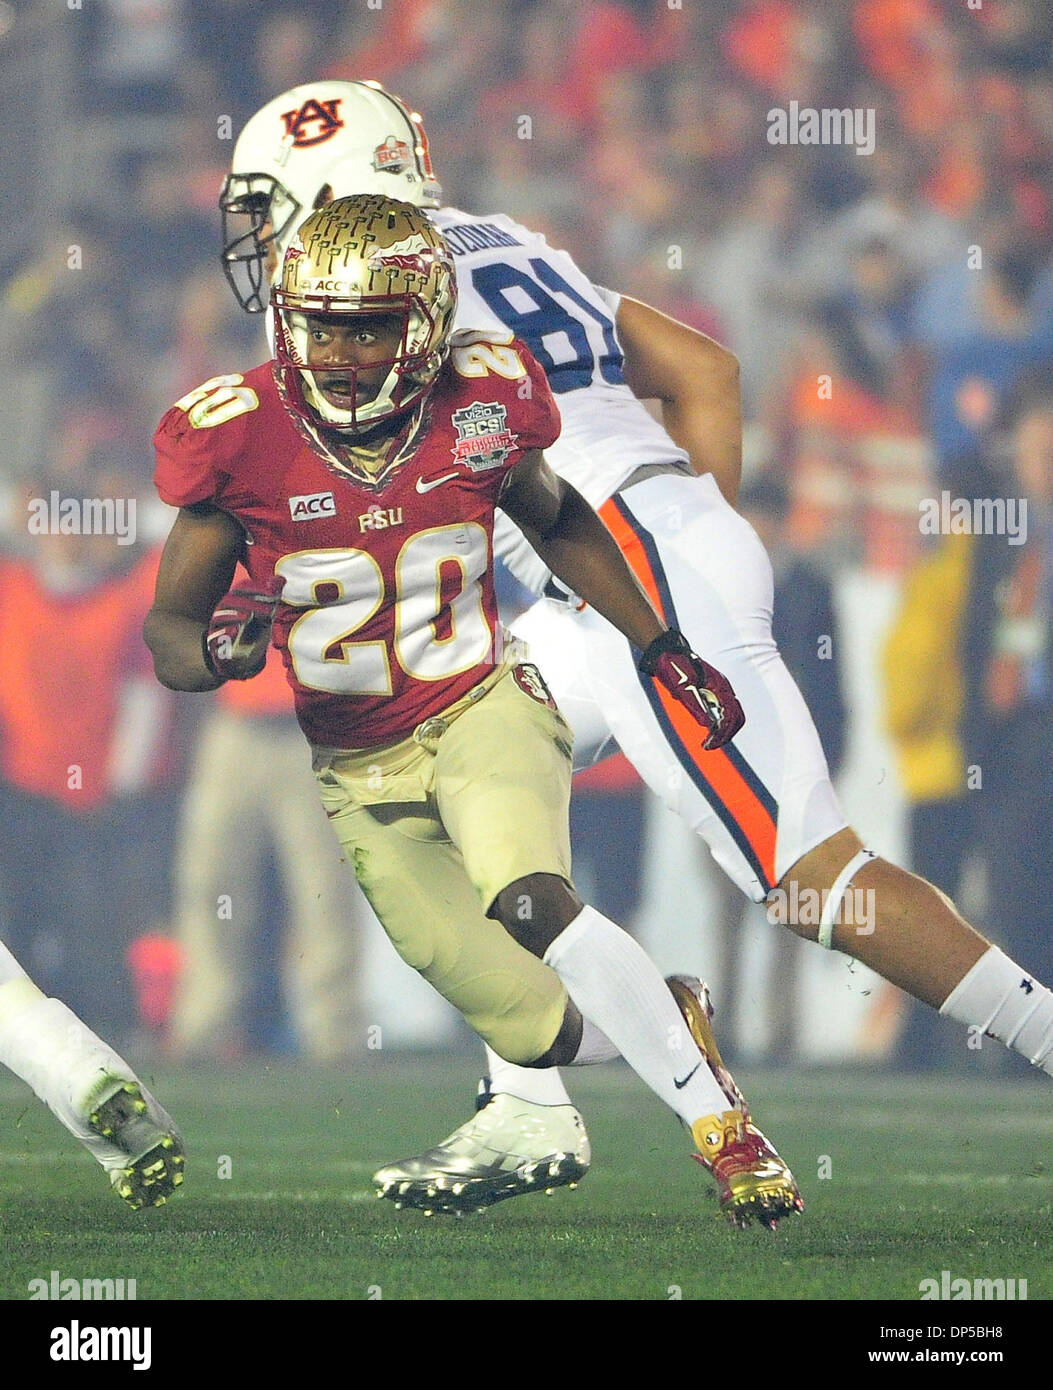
[272,193,457,444]
[221,80,442,313]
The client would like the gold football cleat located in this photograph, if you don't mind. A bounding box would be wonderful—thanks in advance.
[666,975,749,1114]
[690,1109,804,1231]
[667,975,803,1230]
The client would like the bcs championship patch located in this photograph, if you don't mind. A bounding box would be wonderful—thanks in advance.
[372,135,413,173]
[450,401,519,472]
[513,663,558,709]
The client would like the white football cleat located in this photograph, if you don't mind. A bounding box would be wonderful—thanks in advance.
[373,1083,590,1214]
[83,1076,186,1211]
[44,1063,186,1211]
[0,985,185,1210]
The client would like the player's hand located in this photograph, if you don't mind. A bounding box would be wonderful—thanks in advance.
[203,578,284,681]
[638,628,745,750]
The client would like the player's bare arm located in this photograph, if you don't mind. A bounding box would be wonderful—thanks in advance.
[499,449,664,652]
[143,503,244,691]
[616,296,742,505]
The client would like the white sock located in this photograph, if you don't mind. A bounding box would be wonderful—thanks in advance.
[484,1044,574,1106]
[543,904,732,1127]
[0,939,31,986]
[941,946,1053,1071]
[570,1019,620,1065]
[0,981,138,1161]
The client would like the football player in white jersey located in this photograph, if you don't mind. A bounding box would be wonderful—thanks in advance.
[219,80,1053,1217]
[0,940,184,1208]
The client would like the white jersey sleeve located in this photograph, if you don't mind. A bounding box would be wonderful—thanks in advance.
[591,284,623,316]
[434,208,692,595]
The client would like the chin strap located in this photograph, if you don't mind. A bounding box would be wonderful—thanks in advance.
[818,849,878,950]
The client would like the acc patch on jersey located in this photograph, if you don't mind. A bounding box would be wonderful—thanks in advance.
[289,490,336,519]
[513,663,558,710]
[450,401,519,472]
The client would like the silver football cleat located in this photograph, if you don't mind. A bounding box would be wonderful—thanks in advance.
[373,1085,590,1214]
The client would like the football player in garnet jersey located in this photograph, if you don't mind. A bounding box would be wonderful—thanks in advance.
[216,84,1053,1219]
[0,940,184,1208]
[147,194,804,1228]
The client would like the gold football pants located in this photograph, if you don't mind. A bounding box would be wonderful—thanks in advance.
[312,666,574,1064]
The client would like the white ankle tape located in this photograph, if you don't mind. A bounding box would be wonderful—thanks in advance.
[818,849,878,950]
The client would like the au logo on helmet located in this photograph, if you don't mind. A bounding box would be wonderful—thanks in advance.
[280,97,345,148]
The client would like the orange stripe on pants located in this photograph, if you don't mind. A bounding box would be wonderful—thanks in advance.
[599,498,779,889]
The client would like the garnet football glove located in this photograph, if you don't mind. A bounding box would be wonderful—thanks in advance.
[203,578,284,681]
[638,628,745,750]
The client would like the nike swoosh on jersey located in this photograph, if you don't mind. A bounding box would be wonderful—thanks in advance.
[415,471,460,493]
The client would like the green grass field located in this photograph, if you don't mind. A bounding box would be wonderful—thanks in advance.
[1,1061,1051,1302]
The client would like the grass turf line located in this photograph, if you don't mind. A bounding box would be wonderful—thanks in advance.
[0,1062,1050,1301]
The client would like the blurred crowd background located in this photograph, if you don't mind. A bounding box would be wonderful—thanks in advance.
[1,0,1052,1073]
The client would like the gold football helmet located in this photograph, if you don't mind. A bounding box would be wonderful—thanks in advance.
[272,193,457,437]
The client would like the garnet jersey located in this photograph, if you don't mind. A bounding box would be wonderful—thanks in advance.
[153,333,560,749]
